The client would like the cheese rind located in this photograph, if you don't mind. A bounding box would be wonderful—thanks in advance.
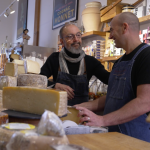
[0,76,17,90]
[3,87,67,116]
[17,74,47,88]
[26,60,40,74]
[4,62,18,77]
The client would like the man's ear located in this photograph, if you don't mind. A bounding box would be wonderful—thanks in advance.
[122,23,129,34]
[60,39,64,47]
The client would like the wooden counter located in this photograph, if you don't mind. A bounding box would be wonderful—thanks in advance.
[67,132,150,150]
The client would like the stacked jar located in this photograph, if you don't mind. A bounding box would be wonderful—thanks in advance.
[92,40,105,59]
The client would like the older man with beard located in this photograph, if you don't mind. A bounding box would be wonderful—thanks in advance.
[40,23,110,106]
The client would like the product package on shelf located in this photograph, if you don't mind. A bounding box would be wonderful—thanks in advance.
[92,40,105,59]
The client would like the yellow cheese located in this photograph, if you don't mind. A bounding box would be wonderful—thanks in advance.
[10,54,20,60]
[4,62,18,77]
[60,107,79,124]
[3,87,67,116]
[0,76,17,90]
[26,60,40,74]
[13,59,25,74]
[17,74,47,88]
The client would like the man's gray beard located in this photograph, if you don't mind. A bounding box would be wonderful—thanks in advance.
[67,44,82,54]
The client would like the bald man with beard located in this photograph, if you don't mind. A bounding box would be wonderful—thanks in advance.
[40,23,110,106]
[75,12,150,142]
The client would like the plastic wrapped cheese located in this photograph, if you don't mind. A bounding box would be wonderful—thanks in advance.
[17,74,47,88]
[6,132,69,150]
[37,110,65,137]
[0,128,15,150]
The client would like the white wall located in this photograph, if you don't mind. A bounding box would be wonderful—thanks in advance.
[39,0,107,50]
[0,0,35,48]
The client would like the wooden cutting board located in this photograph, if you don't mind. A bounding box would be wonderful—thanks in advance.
[67,132,150,150]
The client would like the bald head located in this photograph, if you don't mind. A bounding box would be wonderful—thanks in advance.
[113,12,140,33]
[59,23,78,39]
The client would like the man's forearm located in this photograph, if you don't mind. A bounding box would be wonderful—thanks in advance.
[102,97,150,127]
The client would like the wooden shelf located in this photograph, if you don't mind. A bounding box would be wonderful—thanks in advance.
[102,15,150,32]
[97,59,104,63]
[102,55,122,62]
[82,31,106,38]
[139,15,150,24]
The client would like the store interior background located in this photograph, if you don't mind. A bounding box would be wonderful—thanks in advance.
[0,0,145,51]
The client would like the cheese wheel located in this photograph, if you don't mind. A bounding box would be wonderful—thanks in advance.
[17,74,47,88]
[3,87,67,116]
[0,76,17,90]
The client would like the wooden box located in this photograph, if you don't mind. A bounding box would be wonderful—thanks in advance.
[101,4,123,22]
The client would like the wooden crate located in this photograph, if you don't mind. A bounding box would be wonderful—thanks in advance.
[101,4,123,22]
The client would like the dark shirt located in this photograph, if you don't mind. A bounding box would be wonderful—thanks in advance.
[40,48,110,86]
[114,43,150,96]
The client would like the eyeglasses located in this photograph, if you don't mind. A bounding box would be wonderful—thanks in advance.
[65,32,82,40]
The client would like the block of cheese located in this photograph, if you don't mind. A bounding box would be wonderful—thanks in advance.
[60,107,79,124]
[17,74,47,88]
[5,62,18,77]
[10,54,20,60]
[13,59,25,74]
[3,87,67,116]
[26,60,40,74]
[0,76,17,90]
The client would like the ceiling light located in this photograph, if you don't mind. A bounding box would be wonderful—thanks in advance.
[4,10,9,17]
[9,5,15,14]
[17,0,19,1]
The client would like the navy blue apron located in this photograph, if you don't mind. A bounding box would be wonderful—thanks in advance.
[56,60,89,106]
[104,44,150,142]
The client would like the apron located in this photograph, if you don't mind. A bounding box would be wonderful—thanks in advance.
[104,44,150,142]
[56,59,89,106]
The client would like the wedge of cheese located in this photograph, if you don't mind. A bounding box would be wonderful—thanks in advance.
[13,59,25,74]
[0,76,17,90]
[17,74,47,88]
[4,62,18,77]
[60,107,79,124]
[3,87,67,116]
[26,60,40,74]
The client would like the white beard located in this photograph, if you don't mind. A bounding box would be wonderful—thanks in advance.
[67,44,82,54]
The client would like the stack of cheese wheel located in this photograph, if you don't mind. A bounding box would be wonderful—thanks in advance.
[2,60,67,117]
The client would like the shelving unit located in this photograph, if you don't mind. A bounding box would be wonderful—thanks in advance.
[102,55,122,62]
[82,31,106,38]
[103,15,150,32]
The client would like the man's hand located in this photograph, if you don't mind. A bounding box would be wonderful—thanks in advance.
[76,106,104,127]
[55,83,74,100]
